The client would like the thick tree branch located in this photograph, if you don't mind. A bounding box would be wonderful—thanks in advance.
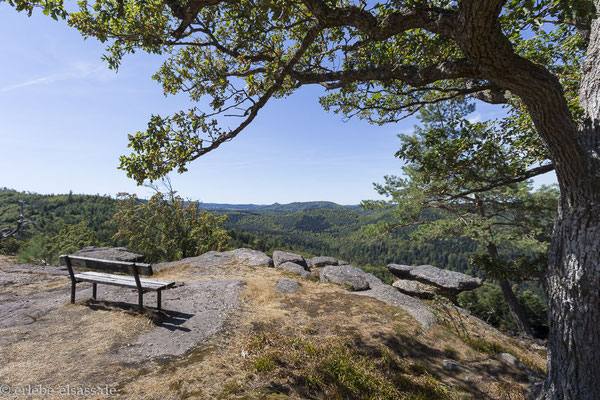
[184,24,323,161]
[291,58,481,88]
[301,0,457,38]
[447,164,555,200]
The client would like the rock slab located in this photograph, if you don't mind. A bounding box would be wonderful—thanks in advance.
[354,284,437,330]
[231,248,273,267]
[74,247,144,262]
[392,279,437,299]
[388,264,482,295]
[273,251,308,269]
[275,279,300,294]
[320,265,370,291]
[309,256,340,268]
[277,262,312,279]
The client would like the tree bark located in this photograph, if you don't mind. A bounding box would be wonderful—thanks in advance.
[498,279,534,338]
[540,195,600,399]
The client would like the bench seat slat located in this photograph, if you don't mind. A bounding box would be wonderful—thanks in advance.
[82,271,175,287]
[74,272,174,291]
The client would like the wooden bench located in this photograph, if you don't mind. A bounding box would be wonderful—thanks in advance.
[59,255,176,312]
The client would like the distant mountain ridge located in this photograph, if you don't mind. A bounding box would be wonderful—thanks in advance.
[198,201,360,214]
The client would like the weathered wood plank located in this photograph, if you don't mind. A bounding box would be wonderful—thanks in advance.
[60,254,176,312]
[60,255,153,276]
[82,271,174,287]
[73,273,173,290]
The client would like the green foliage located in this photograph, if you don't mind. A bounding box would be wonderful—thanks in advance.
[3,0,585,184]
[362,99,558,283]
[225,207,478,278]
[458,283,549,338]
[4,0,67,20]
[17,222,100,265]
[0,237,21,255]
[0,188,117,247]
[254,357,275,373]
[111,186,230,262]
[47,221,99,259]
[18,234,52,265]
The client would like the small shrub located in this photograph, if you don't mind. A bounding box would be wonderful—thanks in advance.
[254,357,275,372]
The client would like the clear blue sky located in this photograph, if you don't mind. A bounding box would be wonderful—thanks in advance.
[0,6,557,204]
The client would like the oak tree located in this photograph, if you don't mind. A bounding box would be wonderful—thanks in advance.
[5,0,600,397]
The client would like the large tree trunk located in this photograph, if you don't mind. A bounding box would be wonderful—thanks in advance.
[538,9,600,398]
[541,196,600,399]
[498,279,534,338]
[456,4,600,397]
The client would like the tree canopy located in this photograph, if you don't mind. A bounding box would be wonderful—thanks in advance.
[5,0,591,184]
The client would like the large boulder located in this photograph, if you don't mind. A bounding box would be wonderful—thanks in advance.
[392,279,437,299]
[388,264,482,295]
[387,264,416,278]
[363,273,385,288]
[277,262,313,279]
[273,251,308,269]
[309,256,339,268]
[275,279,300,294]
[320,265,370,291]
[231,248,273,267]
[73,246,144,262]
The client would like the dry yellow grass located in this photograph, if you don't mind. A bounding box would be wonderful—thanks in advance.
[0,257,545,399]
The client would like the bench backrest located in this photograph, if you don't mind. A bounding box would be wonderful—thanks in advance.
[59,255,153,276]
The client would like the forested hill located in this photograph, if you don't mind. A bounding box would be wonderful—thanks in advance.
[223,207,476,276]
[0,188,116,244]
[0,188,474,274]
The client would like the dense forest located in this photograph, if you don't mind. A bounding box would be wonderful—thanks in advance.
[0,188,548,337]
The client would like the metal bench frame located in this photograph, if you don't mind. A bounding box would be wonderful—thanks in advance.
[60,255,175,312]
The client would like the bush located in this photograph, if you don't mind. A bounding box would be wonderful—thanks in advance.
[111,186,230,262]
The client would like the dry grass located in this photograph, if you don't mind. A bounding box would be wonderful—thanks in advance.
[0,258,546,399]
[0,254,18,266]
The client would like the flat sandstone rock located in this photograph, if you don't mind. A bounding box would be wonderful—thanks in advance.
[388,264,482,295]
[273,251,308,269]
[320,265,370,291]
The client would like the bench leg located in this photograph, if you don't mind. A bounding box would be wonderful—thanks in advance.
[70,281,77,303]
[157,290,162,311]
[92,283,97,300]
[138,290,144,312]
